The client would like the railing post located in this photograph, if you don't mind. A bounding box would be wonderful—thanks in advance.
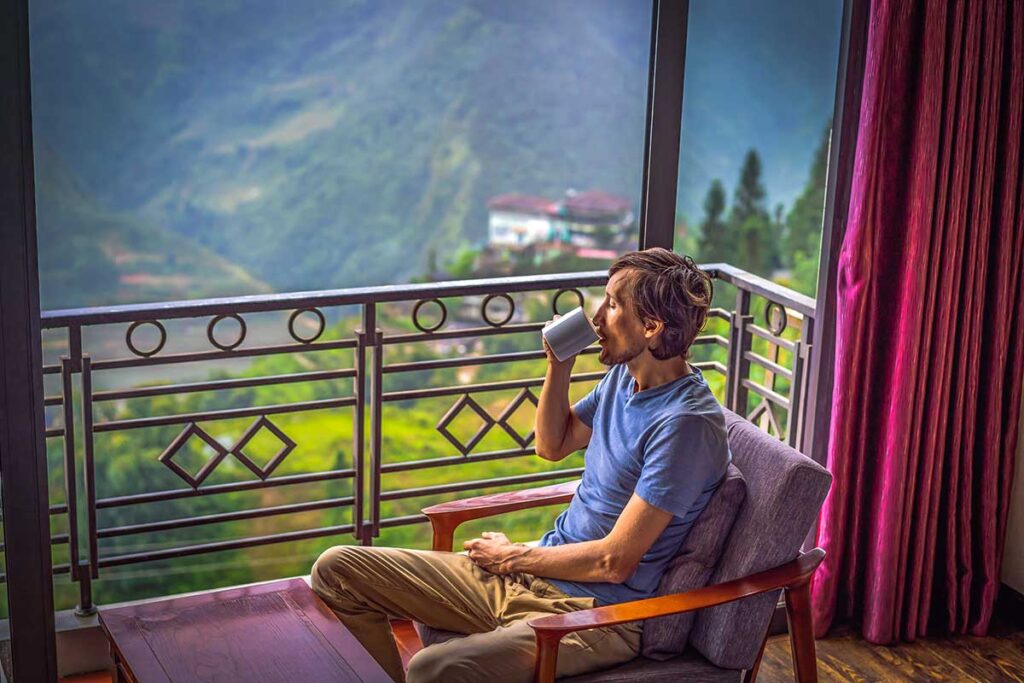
[81,355,99,580]
[74,560,95,617]
[60,356,81,585]
[356,304,384,546]
[726,289,752,416]
[354,308,369,546]
[366,304,383,543]
[791,318,814,452]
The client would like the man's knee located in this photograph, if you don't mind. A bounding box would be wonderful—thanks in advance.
[407,644,480,683]
[310,545,362,596]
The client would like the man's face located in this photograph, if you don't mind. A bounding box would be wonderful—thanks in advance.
[592,270,650,366]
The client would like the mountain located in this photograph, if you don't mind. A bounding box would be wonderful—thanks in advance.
[28,0,841,306]
[34,145,271,309]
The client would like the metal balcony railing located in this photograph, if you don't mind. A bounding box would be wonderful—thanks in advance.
[4,264,815,615]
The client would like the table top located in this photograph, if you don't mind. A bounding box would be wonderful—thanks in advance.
[98,578,392,683]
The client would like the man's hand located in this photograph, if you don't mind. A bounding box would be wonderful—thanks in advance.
[542,315,576,372]
[464,531,527,574]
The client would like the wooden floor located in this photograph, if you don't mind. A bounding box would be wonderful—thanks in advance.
[61,619,1024,683]
[758,620,1024,682]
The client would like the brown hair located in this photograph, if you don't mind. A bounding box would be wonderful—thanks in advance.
[608,248,713,360]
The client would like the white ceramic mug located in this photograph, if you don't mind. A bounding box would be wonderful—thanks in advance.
[542,306,599,362]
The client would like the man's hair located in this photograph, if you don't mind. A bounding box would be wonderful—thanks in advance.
[608,248,713,360]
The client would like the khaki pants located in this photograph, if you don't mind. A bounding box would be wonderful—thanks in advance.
[311,546,641,683]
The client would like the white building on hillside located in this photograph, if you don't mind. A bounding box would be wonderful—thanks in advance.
[486,194,558,248]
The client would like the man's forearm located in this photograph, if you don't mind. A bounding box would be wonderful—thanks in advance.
[501,539,628,584]
[535,364,573,460]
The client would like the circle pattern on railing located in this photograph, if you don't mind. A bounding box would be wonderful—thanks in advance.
[481,293,515,328]
[412,298,448,333]
[125,320,167,358]
[552,288,585,316]
[207,314,248,351]
[288,308,326,344]
[765,302,788,336]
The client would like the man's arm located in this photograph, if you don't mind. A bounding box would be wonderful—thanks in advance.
[464,494,673,583]
[534,333,592,462]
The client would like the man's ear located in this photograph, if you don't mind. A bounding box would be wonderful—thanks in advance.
[643,318,664,340]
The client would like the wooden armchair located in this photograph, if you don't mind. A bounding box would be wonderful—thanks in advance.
[419,408,833,683]
[422,482,824,683]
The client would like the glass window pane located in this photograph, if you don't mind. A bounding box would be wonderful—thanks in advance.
[27,0,652,613]
[675,0,843,296]
[31,1,652,310]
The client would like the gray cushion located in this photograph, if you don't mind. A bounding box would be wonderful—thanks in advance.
[558,650,741,682]
[641,463,747,660]
[414,622,463,648]
[689,409,832,670]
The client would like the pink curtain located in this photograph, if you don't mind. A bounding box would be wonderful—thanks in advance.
[811,0,1024,643]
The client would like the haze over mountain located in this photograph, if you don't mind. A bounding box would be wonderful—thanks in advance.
[29,0,841,309]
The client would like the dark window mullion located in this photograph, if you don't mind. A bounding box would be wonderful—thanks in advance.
[638,0,689,250]
[0,0,60,678]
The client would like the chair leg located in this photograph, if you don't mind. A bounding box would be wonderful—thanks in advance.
[533,631,563,683]
[784,580,818,683]
[742,627,770,683]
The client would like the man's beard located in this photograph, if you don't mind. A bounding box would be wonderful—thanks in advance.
[598,338,647,366]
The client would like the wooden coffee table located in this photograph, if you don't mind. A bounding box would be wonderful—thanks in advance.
[98,578,392,682]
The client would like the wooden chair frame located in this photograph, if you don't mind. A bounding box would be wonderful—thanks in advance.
[422,480,824,683]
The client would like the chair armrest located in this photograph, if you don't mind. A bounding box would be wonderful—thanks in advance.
[421,479,580,551]
[528,548,825,683]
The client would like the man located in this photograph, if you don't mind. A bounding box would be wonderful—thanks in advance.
[311,248,731,682]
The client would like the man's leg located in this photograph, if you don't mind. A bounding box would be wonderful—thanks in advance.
[405,618,640,683]
[311,545,514,682]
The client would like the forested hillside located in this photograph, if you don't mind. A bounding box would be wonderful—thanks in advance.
[29,0,841,307]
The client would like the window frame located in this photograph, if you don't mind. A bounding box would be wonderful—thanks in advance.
[0,1,864,675]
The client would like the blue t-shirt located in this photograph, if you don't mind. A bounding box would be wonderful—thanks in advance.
[539,364,730,605]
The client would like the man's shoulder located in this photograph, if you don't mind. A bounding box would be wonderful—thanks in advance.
[647,408,730,467]
[655,410,726,438]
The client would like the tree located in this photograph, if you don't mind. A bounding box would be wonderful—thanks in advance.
[728,149,778,275]
[785,124,831,295]
[732,149,767,226]
[696,179,731,262]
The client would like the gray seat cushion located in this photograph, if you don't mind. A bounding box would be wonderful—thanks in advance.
[689,409,832,670]
[414,622,463,648]
[641,463,747,660]
[558,650,741,682]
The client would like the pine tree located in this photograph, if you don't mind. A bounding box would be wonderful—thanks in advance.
[785,124,831,294]
[728,149,778,275]
[696,179,730,262]
[732,149,767,226]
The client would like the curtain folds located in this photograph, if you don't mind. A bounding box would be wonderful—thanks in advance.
[811,0,1024,643]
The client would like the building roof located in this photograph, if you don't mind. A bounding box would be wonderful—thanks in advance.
[563,190,632,218]
[575,247,619,260]
[487,194,559,216]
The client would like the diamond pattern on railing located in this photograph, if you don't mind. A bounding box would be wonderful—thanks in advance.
[496,388,539,448]
[436,394,495,455]
[748,399,783,440]
[158,422,230,489]
[230,415,297,480]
